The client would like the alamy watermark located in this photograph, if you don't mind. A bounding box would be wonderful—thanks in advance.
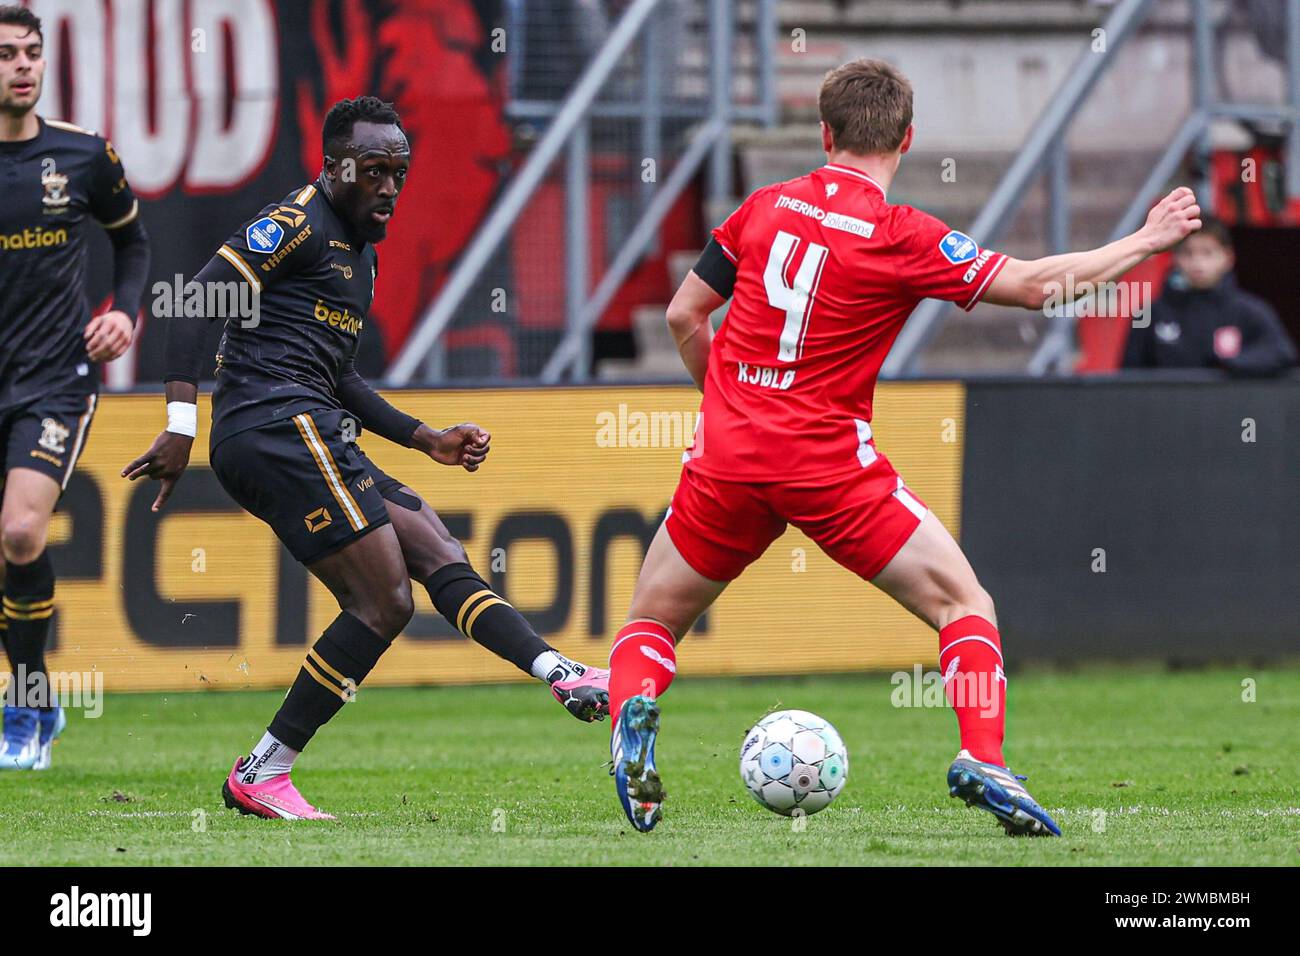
[890,663,1003,717]
[151,274,260,328]
[49,886,150,936]
[2,666,104,717]
[595,403,700,449]
[1043,277,1153,328]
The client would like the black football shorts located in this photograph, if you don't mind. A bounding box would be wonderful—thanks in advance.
[211,407,409,565]
[0,389,99,495]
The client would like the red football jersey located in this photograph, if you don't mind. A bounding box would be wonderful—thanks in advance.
[686,163,1007,482]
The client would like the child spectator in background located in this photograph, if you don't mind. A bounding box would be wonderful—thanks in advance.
[1123,218,1297,375]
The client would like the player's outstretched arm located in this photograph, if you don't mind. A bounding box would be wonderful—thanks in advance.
[983,186,1202,310]
[334,362,489,471]
[667,271,726,391]
[337,360,423,447]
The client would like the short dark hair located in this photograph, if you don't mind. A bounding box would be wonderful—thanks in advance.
[819,59,913,155]
[322,96,403,157]
[0,5,41,41]
[1180,216,1232,251]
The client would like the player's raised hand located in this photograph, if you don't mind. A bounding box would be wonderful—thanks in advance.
[121,431,194,511]
[84,310,135,363]
[1141,186,1203,254]
[425,423,491,472]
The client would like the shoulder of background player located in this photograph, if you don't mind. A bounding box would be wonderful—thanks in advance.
[40,117,118,163]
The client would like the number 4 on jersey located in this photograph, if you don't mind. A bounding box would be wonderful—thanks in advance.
[764,230,828,362]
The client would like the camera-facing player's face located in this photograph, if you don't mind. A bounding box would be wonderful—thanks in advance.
[0,23,44,116]
[325,122,410,244]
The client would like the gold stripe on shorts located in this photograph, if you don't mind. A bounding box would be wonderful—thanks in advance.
[292,414,365,532]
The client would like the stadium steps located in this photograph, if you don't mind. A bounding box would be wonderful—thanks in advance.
[597,304,689,381]
[597,250,731,382]
[668,0,1118,109]
[767,0,1108,31]
[599,145,1159,377]
[616,2,1204,374]
[696,0,1225,372]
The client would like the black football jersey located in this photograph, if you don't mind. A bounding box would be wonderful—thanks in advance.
[195,179,379,448]
[0,117,140,411]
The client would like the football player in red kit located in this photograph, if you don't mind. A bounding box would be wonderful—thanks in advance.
[607,59,1202,834]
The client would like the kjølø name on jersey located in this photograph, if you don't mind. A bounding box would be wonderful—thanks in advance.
[737,361,796,391]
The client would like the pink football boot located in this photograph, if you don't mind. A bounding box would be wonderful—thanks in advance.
[551,666,611,722]
[221,757,337,820]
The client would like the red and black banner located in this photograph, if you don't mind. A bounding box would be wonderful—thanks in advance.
[47,0,508,381]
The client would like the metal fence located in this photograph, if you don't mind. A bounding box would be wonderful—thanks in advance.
[390,0,1300,382]
[885,0,1300,377]
[388,0,777,384]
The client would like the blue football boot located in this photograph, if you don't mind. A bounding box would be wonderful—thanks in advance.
[948,749,1061,837]
[0,706,41,771]
[34,706,67,770]
[611,695,664,832]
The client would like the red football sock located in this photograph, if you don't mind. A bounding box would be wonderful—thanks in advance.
[608,619,677,723]
[938,615,1006,766]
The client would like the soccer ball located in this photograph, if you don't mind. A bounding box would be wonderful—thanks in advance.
[739,709,848,816]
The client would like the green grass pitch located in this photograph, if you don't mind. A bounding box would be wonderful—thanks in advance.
[1,665,1296,866]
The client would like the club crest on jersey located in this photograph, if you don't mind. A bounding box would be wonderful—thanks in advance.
[825,182,839,198]
[938,230,979,264]
[41,170,70,212]
[245,217,285,254]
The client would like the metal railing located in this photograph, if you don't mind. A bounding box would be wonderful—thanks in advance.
[881,0,1158,378]
[888,0,1300,378]
[388,0,777,384]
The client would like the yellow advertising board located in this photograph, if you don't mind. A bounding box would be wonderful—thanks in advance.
[44,384,963,692]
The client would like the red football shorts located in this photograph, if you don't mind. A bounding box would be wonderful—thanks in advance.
[665,453,928,583]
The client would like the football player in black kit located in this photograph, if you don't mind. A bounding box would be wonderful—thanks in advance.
[0,7,150,770]
[124,96,609,819]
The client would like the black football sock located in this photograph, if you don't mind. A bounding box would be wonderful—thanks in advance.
[424,562,549,676]
[267,611,390,751]
[3,551,55,711]
[0,617,9,704]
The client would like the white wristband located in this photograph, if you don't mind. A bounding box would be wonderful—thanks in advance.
[166,401,198,438]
